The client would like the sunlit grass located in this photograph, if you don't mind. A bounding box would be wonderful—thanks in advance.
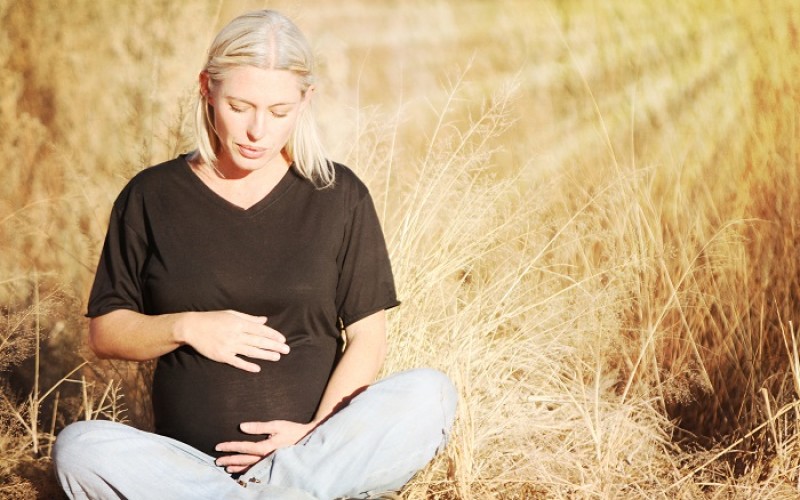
[2,0,800,498]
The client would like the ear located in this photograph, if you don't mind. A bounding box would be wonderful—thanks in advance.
[199,71,213,105]
[301,85,315,108]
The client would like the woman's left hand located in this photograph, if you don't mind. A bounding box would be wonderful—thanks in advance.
[214,420,317,473]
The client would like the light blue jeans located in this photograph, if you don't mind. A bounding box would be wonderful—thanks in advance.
[54,369,457,500]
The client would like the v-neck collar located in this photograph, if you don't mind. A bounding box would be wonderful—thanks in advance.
[180,154,300,216]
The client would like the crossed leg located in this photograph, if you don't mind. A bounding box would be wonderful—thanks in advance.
[54,369,457,499]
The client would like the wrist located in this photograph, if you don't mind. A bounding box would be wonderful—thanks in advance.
[171,312,194,346]
[306,420,322,435]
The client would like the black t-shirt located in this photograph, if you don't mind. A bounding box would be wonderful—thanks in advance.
[87,155,399,456]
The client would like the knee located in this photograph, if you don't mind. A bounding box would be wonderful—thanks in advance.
[386,368,458,426]
[407,368,457,405]
[54,421,93,464]
[53,420,120,473]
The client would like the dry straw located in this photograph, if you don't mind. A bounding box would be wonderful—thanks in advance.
[2,0,800,498]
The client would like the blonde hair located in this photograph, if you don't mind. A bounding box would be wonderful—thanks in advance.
[194,10,334,188]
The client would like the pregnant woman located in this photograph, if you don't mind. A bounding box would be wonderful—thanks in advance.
[54,10,456,499]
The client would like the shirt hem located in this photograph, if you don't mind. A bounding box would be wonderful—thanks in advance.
[340,299,401,329]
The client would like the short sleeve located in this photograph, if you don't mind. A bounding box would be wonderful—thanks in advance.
[335,190,400,328]
[86,189,149,317]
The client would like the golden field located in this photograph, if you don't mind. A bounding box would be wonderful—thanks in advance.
[2,0,800,498]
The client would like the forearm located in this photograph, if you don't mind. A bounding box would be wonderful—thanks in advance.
[313,311,387,422]
[88,309,188,361]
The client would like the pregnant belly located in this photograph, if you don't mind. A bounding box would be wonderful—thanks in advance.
[152,342,337,457]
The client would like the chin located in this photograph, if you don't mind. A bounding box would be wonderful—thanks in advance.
[225,149,274,172]
[234,158,268,171]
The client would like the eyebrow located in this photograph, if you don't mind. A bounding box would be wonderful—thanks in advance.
[227,96,297,108]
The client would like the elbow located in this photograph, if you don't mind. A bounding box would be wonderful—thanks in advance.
[344,310,389,370]
[87,317,112,358]
[365,331,388,373]
[375,335,388,364]
[344,329,387,371]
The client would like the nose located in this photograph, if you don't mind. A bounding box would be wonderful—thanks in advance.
[247,112,267,142]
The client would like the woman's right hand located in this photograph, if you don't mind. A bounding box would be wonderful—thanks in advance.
[177,310,289,372]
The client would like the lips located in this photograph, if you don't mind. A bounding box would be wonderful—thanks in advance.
[236,143,267,160]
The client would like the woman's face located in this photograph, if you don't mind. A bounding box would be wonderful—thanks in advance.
[204,66,309,175]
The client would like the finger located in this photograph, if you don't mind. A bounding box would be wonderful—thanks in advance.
[226,310,267,324]
[225,465,248,474]
[241,335,290,355]
[215,453,261,467]
[226,355,261,373]
[241,324,287,345]
[238,345,281,362]
[216,456,257,467]
[216,441,267,455]
[240,421,280,435]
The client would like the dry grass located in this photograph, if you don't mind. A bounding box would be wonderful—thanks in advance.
[2,0,800,498]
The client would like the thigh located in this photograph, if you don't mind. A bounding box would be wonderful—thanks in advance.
[55,420,316,499]
[54,420,235,499]
[244,368,458,499]
[55,419,218,467]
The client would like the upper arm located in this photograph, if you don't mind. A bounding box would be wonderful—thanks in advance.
[335,182,400,328]
[88,182,150,318]
[87,309,134,357]
[344,309,387,345]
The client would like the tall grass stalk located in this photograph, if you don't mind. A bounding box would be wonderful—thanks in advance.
[2,0,800,498]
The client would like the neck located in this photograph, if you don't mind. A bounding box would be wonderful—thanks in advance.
[188,150,291,181]
[217,153,290,181]
[187,150,291,210]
